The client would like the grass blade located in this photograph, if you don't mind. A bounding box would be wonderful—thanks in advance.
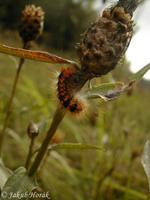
[50,143,104,151]
[130,63,150,82]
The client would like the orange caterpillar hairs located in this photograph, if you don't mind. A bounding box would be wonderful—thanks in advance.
[57,67,88,114]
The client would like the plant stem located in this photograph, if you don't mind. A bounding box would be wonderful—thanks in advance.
[25,137,35,170]
[0,43,28,156]
[104,179,147,200]
[92,167,114,200]
[117,0,143,14]
[28,108,66,177]
[147,193,150,200]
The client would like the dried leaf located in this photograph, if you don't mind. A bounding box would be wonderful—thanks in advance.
[84,82,125,101]
[0,44,78,67]
[84,63,150,101]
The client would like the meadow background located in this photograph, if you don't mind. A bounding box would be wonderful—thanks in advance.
[0,0,150,199]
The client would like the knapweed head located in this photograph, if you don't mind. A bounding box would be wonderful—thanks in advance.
[57,0,140,114]
[19,4,44,44]
[77,5,133,79]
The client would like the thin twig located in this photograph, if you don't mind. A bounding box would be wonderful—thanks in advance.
[25,137,35,170]
[0,43,28,155]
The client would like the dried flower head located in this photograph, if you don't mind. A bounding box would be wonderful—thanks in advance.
[57,0,140,114]
[19,5,44,43]
[77,6,133,78]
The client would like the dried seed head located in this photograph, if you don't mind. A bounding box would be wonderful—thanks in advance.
[19,5,44,43]
[27,122,39,139]
[77,6,133,78]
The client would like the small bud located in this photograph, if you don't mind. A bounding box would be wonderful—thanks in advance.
[19,5,45,43]
[27,122,39,138]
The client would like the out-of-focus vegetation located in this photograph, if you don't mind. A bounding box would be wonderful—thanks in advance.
[0,0,150,199]
[0,0,96,50]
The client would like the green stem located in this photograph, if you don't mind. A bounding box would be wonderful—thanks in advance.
[25,137,35,170]
[28,108,66,177]
[147,193,150,200]
[92,167,114,200]
[0,61,25,155]
[0,43,29,156]
[104,179,147,200]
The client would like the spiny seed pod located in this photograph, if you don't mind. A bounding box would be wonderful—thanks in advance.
[27,122,39,139]
[19,5,44,43]
[77,4,133,78]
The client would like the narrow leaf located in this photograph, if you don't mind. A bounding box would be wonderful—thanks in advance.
[86,82,124,94]
[50,151,78,183]
[141,140,150,191]
[84,82,125,101]
[1,167,37,200]
[130,63,150,82]
[84,63,150,101]
[0,44,78,66]
[49,143,103,151]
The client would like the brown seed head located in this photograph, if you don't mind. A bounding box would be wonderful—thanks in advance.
[77,6,133,78]
[19,5,44,43]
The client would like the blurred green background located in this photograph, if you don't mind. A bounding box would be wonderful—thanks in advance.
[0,0,150,199]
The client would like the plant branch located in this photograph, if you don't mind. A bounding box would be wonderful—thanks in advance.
[28,107,66,176]
[0,43,28,155]
[25,137,35,170]
[117,0,144,14]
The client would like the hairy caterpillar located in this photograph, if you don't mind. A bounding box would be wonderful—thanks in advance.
[57,0,138,114]
[57,67,87,114]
